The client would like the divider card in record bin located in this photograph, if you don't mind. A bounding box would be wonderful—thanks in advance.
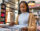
[0,4,1,17]
[1,12,5,18]
[0,28,11,31]
[0,3,6,24]
[0,22,4,24]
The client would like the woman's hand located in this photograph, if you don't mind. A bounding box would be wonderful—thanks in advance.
[37,26,40,30]
[21,27,28,31]
[9,21,15,26]
[28,26,35,31]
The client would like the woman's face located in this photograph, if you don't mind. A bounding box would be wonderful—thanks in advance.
[20,3,27,13]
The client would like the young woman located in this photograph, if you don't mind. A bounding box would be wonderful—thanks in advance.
[14,1,36,31]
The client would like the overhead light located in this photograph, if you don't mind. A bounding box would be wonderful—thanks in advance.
[0,0,2,4]
[16,2,18,4]
[7,4,10,7]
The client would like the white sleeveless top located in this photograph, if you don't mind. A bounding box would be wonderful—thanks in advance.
[18,12,29,27]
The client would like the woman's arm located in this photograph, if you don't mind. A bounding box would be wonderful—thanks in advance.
[31,14,36,29]
[15,15,19,25]
[9,15,19,26]
[28,13,36,31]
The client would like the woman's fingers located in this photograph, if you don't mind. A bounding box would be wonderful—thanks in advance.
[21,27,28,31]
[28,27,35,31]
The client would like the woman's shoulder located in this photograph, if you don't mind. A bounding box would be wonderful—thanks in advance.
[17,13,34,17]
[18,13,34,16]
[29,13,34,16]
[29,13,33,15]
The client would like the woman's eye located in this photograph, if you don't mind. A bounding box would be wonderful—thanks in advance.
[23,6,24,8]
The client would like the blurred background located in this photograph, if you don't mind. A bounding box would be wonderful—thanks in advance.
[0,0,40,25]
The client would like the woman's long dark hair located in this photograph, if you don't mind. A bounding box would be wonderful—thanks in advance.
[18,1,29,14]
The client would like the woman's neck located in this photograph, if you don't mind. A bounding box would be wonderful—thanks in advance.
[22,12,27,14]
